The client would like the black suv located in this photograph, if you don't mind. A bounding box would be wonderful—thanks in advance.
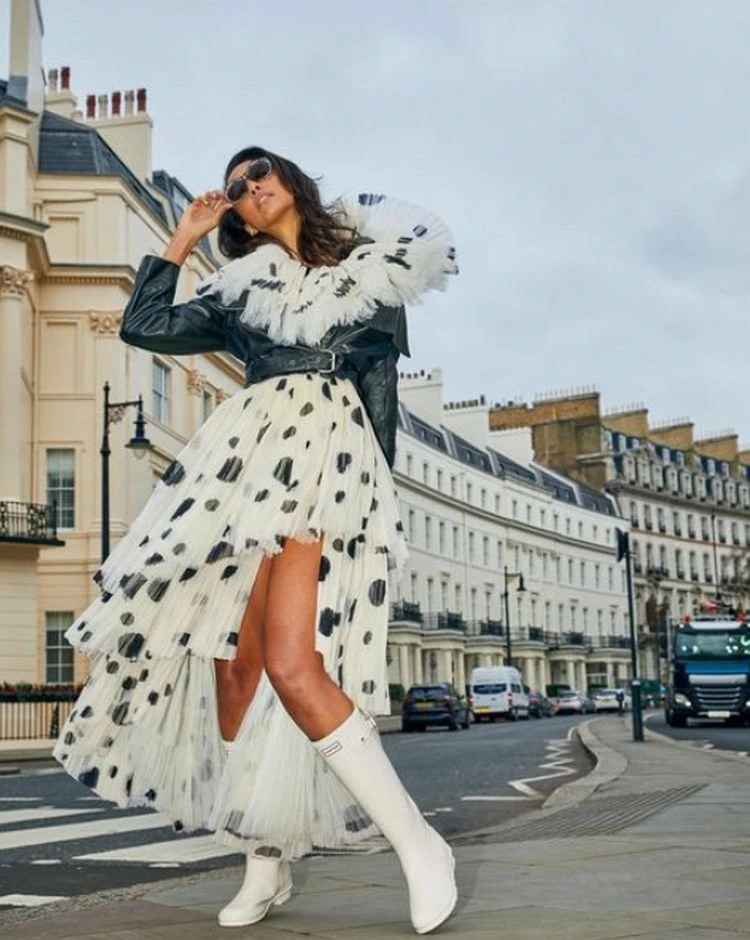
[401,683,471,732]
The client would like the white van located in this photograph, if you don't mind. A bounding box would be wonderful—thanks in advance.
[470,666,529,721]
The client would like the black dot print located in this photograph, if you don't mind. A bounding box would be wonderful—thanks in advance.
[108,765,118,779]
[362,680,376,694]
[281,499,298,513]
[255,489,269,502]
[273,457,293,486]
[363,630,373,644]
[336,452,352,473]
[282,426,297,439]
[300,402,314,416]
[227,632,238,646]
[217,456,243,482]
[121,677,136,691]
[335,491,346,503]
[80,706,93,718]
[206,541,234,564]
[122,574,147,600]
[78,767,99,789]
[112,702,130,726]
[138,535,150,547]
[160,528,172,540]
[120,612,135,626]
[228,436,240,448]
[318,608,335,636]
[139,669,149,682]
[147,579,170,602]
[322,382,332,401]
[361,471,371,484]
[170,498,195,521]
[173,542,186,555]
[256,422,271,443]
[162,460,186,486]
[118,633,145,658]
[179,567,197,582]
[147,691,159,705]
[221,564,238,580]
[351,406,364,426]
[105,660,119,674]
[204,498,220,511]
[368,580,386,606]
[319,555,331,581]
[332,538,344,552]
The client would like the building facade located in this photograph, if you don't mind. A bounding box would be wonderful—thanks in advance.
[490,390,750,679]
[386,371,632,696]
[0,1,243,685]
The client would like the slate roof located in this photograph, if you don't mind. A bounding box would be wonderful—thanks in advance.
[38,111,167,226]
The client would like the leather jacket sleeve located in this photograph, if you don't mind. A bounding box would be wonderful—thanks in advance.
[356,346,401,469]
[120,255,229,354]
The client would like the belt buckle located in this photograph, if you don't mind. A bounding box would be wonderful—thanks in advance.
[321,348,338,375]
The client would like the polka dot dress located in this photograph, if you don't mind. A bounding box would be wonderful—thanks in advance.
[53,371,408,859]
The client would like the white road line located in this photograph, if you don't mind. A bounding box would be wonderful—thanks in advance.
[0,894,67,907]
[0,806,103,826]
[31,859,63,865]
[461,795,531,802]
[506,739,576,799]
[0,797,42,803]
[0,811,169,851]
[74,834,237,864]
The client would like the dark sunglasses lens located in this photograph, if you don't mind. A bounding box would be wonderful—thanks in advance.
[247,157,272,181]
[225,178,246,203]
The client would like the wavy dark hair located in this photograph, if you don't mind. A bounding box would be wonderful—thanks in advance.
[218,146,358,266]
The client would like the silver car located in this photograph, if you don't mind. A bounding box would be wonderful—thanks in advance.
[592,688,627,713]
[555,690,595,715]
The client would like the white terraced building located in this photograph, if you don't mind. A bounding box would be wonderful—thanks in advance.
[386,369,632,697]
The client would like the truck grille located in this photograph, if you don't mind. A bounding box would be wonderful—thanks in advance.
[693,685,743,710]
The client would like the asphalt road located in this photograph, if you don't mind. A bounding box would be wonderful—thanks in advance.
[0,715,591,905]
[646,711,750,753]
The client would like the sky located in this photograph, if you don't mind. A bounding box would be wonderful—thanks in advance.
[4,1,750,442]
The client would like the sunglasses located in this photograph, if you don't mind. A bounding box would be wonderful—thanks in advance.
[224,157,274,203]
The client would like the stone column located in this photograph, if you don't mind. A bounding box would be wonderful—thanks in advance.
[566,658,576,689]
[441,649,454,684]
[606,660,615,687]
[0,266,32,499]
[413,644,423,684]
[398,644,411,691]
[456,649,466,694]
[538,657,549,694]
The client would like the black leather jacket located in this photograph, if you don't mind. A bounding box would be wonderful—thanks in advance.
[120,256,410,467]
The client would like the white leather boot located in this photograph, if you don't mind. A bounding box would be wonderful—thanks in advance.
[312,709,457,934]
[217,739,293,927]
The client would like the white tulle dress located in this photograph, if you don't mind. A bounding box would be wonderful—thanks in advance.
[53,195,457,860]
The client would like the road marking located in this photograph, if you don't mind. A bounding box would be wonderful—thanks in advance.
[74,833,237,864]
[433,807,453,813]
[31,859,63,865]
[0,806,103,826]
[461,795,530,802]
[506,739,577,799]
[0,811,169,851]
[0,797,42,803]
[0,894,67,907]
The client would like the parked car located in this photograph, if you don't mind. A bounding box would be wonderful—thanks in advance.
[402,683,471,732]
[528,691,554,718]
[555,690,595,715]
[592,688,628,713]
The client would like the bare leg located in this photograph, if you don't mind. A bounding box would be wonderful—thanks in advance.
[214,554,272,741]
[263,536,353,741]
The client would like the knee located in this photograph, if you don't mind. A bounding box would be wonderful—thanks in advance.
[265,647,321,704]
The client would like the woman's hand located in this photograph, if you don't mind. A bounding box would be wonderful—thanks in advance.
[163,190,232,266]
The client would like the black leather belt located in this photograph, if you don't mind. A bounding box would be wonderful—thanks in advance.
[246,346,360,387]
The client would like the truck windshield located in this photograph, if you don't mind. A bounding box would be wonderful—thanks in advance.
[473,683,507,694]
[674,626,750,660]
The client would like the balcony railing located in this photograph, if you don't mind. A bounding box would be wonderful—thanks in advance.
[0,500,62,546]
[421,611,466,633]
[390,601,423,624]
[591,635,631,651]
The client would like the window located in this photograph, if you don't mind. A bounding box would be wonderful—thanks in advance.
[497,540,503,567]
[46,449,75,529]
[568,558,574,583]
[468,531,475,561]
[544,601,551,628]
[657,507,666,533]
[672,510,681,535]
[592,525,598,542]
[438,521,445,554]
[407,509,416,543]
[202,389,215,422]
[440,581,448,610]
[480,488,487,509]
[410,572,418,602]
[597,609,603,637]
[422,461,429,486]
[594,564,600,588]
[46,611,74,683]
[555,557,561,582]
[424,516,432,549]
[629,501,639,526]
[577,521,583,539]
[512,499,518,519]
[494,493,501,514]
[454,583,462,611]
[485,589,492,618]
[542,553,549,579]
[406,454,414,476]
[453,526,460,558]
[553,513,559,531]
[466,482,473,503]
[436,469,443,491]
[566,518,571,535]
[608,566,614,590]
[558,603,565,629]
[540,509,546,529]
[152,359,171,423]
[482,535,489,566]
[526,504,532,523]
[426,577,434,612]
[579,560,586,585]
[450,475,457,497]
[470,587,477,621]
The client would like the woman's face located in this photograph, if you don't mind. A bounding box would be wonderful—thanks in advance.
[225,159,297,233]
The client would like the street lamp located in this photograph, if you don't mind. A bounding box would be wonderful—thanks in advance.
[502,566,526,667]
[100,381,151,562]
[615,527,644,742]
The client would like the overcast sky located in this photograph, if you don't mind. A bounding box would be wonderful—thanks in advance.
[5,1,750,443]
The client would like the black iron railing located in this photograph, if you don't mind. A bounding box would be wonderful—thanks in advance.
[0,689,77,740]
[0,500,61,545]
[390,601,423,624]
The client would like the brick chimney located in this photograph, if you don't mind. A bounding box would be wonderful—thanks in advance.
[83,87,154,182]
[44,64,80,120]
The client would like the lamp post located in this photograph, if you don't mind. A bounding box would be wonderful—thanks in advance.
[100,381,151,562]
[502,566,526,667]
[616,527,644,741]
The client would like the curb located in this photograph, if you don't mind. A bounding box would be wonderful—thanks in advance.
[541,718,628,812]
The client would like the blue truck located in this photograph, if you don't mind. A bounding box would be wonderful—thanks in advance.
[665,614,750,727]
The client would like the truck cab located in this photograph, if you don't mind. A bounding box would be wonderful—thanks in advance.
[665,613,750,727]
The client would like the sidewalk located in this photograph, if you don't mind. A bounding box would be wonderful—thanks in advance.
[4,717,750,939]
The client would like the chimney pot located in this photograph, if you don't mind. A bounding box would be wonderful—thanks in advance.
[61,66,71,90]
[97,93,108,120]
[48,68,58,93]
[124,90,135,116]
[86,94,96,119]
[137,88,147,113]
[111,91,122,117]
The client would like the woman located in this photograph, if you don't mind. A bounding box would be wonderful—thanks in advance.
[54,147,458,935]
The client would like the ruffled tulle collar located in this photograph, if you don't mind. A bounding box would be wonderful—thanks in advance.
[196,194,458,346]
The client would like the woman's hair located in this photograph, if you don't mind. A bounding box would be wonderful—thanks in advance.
[218,146,358,266]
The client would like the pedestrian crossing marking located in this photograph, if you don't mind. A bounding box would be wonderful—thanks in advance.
[74,834,238,864]
[0,894,66,907]
[0,810,169,851]
[0,806,103,826]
